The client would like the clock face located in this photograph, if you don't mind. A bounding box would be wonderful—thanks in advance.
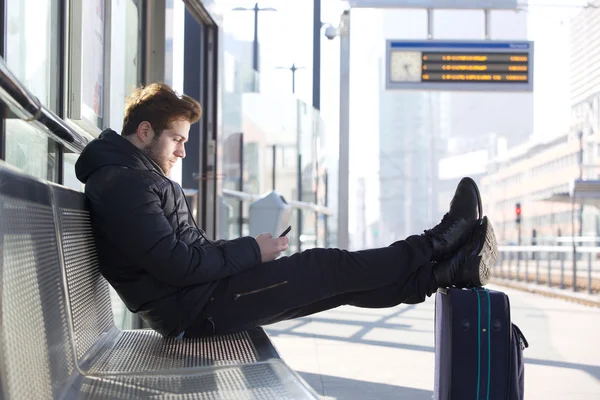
[390,51,423,82]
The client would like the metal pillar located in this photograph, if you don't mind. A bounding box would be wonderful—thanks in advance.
[312,0,321,110]
[338,9,350,250]
[296,99,303,252]
[427,9,433,39]
[572,194,577,291]
[272,144,276,190]
[239,133,244,237]
[297,153,303,251]
[252,3,259,72]
[324,169,329,247]
[484,9,491,39]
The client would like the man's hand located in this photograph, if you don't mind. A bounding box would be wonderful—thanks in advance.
[255,233,289,262]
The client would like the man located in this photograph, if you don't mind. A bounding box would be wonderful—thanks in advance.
[75,83,497,338]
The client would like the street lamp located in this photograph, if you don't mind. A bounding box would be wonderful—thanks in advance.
[232,2,277,74]
[275,63,305,94]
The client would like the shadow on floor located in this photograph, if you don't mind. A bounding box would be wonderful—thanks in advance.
[298,371,433,400]
[266,304,436,354]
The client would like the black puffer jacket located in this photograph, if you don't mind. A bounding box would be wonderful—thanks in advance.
[75,129,262,337]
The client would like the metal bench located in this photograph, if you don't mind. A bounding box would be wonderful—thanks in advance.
[0,161,318,399]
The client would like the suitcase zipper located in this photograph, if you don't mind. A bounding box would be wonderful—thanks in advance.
[474,288,483,400]
[474,288,492,400]
[506,296,513,399]
[233,281,288,300]
[484,288,492,400]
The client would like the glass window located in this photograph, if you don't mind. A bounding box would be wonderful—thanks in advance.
[165,0,184,93]
[5,121,59,182]
[6,0,60,111]
[125,0,144,93]
[164,0,185,185]
[4,0,60,181]
[82,0,105,126]
[63,152,84,191]
[108,0,145,130]
[67,0,109,132]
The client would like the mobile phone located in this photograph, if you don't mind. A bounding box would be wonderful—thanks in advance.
[279,226,292,237]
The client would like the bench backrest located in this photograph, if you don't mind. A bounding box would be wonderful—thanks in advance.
[51,183,116,361]
[0,163,76,399]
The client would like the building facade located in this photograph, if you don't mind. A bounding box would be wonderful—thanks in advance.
[476,2,600,246]
[481,133,583,245]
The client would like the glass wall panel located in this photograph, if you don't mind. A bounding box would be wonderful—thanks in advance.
[5,120,59,181]
[5,0,60,111]
[4,0,60,182]
[219,49,333,249]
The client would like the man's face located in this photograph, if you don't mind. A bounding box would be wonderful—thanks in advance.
[144,119,190,175]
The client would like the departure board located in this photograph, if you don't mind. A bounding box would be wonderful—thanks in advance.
[386,40,533,92]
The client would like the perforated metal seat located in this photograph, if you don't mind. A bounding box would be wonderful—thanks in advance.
[0,162,318,399]
[0,164,77,399]
[51,185,280,375]
[84,330,260,374]
[67,360,313,399]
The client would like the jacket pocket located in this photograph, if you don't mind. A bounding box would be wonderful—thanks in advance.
[233,281,288,300]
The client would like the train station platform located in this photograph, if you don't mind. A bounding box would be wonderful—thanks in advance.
[267,285,600,400]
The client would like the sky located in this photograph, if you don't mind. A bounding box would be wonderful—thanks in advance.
[212,0,593,229]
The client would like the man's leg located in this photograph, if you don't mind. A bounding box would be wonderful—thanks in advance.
[183,176,496,337]
[183,235,434,337]
[255,262,437,325]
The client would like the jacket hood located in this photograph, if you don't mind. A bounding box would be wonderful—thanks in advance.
[75,129,163,183]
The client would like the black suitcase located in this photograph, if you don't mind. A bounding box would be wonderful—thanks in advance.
[434,287,528,400]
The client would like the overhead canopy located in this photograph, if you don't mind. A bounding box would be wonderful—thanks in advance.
[537,180,600,209]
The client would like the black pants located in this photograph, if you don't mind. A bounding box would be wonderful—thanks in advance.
[184,235,436,337]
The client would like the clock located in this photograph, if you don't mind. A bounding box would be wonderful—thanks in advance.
[390,51,423,82]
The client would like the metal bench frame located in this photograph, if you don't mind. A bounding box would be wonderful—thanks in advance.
[0,161,318,399]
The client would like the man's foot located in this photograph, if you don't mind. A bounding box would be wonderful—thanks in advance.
[432,216,498,289]
[424,177,483,261]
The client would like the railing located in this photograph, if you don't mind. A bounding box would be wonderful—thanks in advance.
[497,245,600,295]
[0,57,88,153]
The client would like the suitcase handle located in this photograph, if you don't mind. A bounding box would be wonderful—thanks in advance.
[512,323,529,349]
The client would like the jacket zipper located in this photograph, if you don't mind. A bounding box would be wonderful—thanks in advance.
[234,281,288,300]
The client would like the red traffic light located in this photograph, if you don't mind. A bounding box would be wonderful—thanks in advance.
[516,207,521,215]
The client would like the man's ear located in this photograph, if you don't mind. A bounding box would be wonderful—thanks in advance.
[136,121,154,144]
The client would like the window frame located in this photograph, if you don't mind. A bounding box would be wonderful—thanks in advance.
[0,0,6,161]
[65,0,112,137]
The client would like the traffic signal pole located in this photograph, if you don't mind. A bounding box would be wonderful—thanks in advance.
[516,202,522,246]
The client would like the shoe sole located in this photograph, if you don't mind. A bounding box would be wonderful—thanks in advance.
[461,177,483,220]
[462,216,498,287]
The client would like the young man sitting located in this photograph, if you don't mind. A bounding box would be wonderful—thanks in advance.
[75,83,498,338]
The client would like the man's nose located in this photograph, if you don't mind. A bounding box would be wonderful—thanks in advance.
[175,145,186,159]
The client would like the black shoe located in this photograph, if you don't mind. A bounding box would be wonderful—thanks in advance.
[424,177,483,261]
[432,216,498,289]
